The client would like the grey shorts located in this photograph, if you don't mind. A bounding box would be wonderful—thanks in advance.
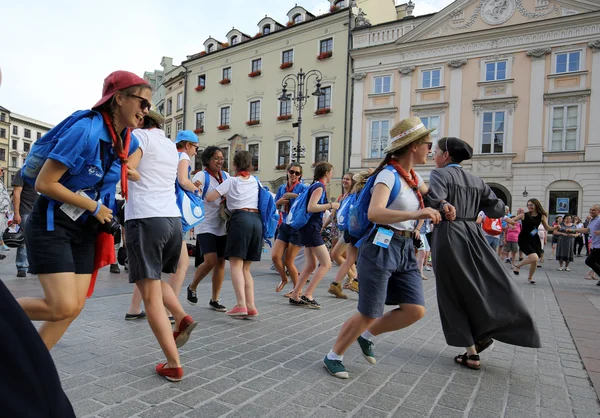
[505,241,519,252]
[356,231,425,318]
[125,217,183,283]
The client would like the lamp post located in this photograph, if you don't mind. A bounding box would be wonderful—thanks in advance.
[278,68,324,164]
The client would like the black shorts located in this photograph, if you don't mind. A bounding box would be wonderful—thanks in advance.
[125,217,182,283]
[343,230,359,247]
[298,217,325,248]
[25,198,97,275]
[225,210,262,261]
[197,233,227,258]
[276,223,302,247]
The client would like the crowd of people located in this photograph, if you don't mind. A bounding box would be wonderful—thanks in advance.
[1,70,599,415]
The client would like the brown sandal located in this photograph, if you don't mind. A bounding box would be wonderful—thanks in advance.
[454,353,481,370]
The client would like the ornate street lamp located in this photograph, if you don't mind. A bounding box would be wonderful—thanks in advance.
[279,68,324,163]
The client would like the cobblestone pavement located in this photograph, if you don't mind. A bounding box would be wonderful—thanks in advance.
[2,245,600,418]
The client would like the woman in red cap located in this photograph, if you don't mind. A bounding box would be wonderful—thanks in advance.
[18,71,151,350]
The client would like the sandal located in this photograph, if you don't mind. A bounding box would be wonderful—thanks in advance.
[276,278,288,293]
[474,338,493,354]
[513,267,520,276]
[454,353,481,370]
[528,278,536,285]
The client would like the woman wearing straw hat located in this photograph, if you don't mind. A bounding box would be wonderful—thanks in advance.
[428,137,540,370]
[323,117,442,379]
[123,113,198,381]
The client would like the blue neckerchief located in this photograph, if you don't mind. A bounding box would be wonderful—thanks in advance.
[446,164,461,168]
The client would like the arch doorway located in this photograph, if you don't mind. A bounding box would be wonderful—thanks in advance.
[489,183,511,209]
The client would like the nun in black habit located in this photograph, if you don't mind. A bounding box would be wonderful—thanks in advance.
[425,137,541,370]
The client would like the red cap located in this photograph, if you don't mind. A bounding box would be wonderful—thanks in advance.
[92,70,149,109]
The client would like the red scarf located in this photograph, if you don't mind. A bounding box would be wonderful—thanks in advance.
[206,168,223,184]
[237,170,250,178]
[389,162,424,209]
[282,181,300,213]
[101,111,131,200]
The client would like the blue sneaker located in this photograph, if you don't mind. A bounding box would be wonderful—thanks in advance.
[323,356,349,379]
[357,336,376,365]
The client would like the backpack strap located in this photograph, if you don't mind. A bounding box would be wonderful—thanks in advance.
[203,171,210,198]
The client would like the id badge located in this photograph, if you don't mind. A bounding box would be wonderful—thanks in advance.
[373,227,393,249]
[60,190,93,221]
[530,228,538,236]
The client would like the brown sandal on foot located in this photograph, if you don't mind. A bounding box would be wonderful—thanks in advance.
[454,353,481,370]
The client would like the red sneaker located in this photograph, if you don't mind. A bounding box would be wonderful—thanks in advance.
[226,306,248,316]
[173,315,197,348]
[156,363,183,382]
[247,309,259,317]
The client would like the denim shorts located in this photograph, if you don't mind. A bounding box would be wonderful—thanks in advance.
[276,223,302,247]
[356,231,425,318]
[485,235,500,250]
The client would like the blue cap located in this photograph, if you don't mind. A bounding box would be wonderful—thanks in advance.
[175,130,199,143]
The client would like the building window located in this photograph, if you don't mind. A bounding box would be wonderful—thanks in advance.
[220,107,231,126]
[0,128,5,138]
[549,190,578,220]
[282,49,294,64]
[320,38,333,54]
[481,111,505,154]
[485,61,507,81]
[166,98,172,115]
[370,120,390,158]
[280,96,292,116]
[12,126,18,135]
[12,140,17,149]
[317,86,332,110]
[556,51,580,74]
[551,105,578,152]
[422,69,441,89]
[421,116,440,143]
[207,44,214,52]
[195,112,205,129]
[177,93,183,111]
[315,136,329,163]
[248,144,260,171]
[278,140,290,166]
[335,0,346,6]
[176,120,183,136]
[251,59,262,73]
[198,74,206,87]
[11,157,17,168]
[0,149,5,161]
[23,143,30,153]
[293,14,303,24]
[166,124,172,138]
[221,147,229,172]
[231,35,239,45]
[0,113,5,122]
[374,76,391,94]
[222,67,232,81]
[24,129,31,138]
[37,132,42,140]
[263,25,271,35]
[249,101,261,122]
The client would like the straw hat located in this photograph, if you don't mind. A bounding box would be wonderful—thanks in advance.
[383,116,435,154]
[146,104,165,126]
[352,168,373,183]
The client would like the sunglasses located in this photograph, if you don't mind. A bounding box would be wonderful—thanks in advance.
[424,142,433,150]
[288,170,301,176]
[130,94,151,111]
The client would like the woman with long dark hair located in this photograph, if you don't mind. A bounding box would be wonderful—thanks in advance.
[427,137,541,370]
[507,198,555,284]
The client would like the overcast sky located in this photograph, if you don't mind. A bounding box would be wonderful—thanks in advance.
[0,0,453,125]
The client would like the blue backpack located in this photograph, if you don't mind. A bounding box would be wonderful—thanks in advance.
[202,170,228,197]
[286,182,325,230]
[255,177,279,247]
[176,153,205,233]
[336,193,357,232]
[348,165,401,246]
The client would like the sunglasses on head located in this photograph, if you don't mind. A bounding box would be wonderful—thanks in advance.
[288,170,301,176]
[130,94,151,111]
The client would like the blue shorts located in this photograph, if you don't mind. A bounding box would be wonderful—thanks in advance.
[276,223,302,247]
[356,231,425,318]
[485,235,500,250]
[298,222,325,248]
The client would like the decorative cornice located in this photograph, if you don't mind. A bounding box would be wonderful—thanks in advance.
[411,102,449,115]
[352,73,366,81]
[447,59,467,68]
[526,47,551,59]
[472,96,518,115]
[589,40,600,51]
[274,130,295,141]
[246,91,264,100]
[364,106,398,116]
[311,125,335,135]
[543,89,591,105]
[218,98,233,106]
[398,66,415,76]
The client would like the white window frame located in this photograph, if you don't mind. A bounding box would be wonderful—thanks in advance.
[220,145,230,172]
[553,50,583,74]
[197,74,206,87]
[249,100,261,122]
[373,75,392,94]
[421,68,442,89]
[222,67,232,81]
[251,58,262,73]
[166,98,173,115]
[207,43,214,52]
[247,142,261,171]
[277,139,291,166]
[279,94,293,117]
[176,93,183,111]
[484,60,508,82]
[319,37,334,54]
[176,120,183,136]
[263,25,271,35]
[219,106,231,126]
[166,124,172,138]
[293,13,303,24]
[549,104,580,152]
[195,111,205,129]
[316,85,333,112]
[281,48,294,65]
[420,115,441,144]
[231,35,239,45]
[480,111,506,154]
[369,120,391,159]
[314,135,330,163]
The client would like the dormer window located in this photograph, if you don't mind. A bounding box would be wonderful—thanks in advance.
[293,14,302,24]
[335,0,346,6]
[207,44,214,53]
[231,35,239,45]
[263,25,271,35]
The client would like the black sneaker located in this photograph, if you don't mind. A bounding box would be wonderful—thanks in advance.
[17,270,27,278]
[110,264,120,274]
[209,299,227,312]
[301,295,322,309]
[187,286,198,305]
[289,297,307,307]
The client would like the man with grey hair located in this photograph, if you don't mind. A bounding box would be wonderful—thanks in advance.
[571,205,600,285]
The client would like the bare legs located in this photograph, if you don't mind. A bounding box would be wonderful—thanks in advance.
[18,273,91,350]
[272,240,301,292]
[169,243,190,300]
[189,252,226,301]
[417,250,428,280]
[127,286,144,315]
[229,258,256,311]
[290,245,331,301]
[515,253,539,282]
[333,244,358,285]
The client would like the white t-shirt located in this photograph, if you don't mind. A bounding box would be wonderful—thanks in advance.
[126,128,181,221]
[373,169,423,232]
[215,176,259,211]
[193,171,228,236]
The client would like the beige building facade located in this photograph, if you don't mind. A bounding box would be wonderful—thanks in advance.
[351,0,600,220]
[0,106,10,187]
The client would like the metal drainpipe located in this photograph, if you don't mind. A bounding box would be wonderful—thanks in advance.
[181,63,188,130]
[342,7,354,183]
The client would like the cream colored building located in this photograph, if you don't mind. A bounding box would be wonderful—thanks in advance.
[163,67,185,143]
[351,0,600,220]
[0,106,10,187]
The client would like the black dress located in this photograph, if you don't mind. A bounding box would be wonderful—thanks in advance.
[518,213,542,257]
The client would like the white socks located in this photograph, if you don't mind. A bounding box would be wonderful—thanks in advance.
[361,330,374,342]
[327,350,343,361]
